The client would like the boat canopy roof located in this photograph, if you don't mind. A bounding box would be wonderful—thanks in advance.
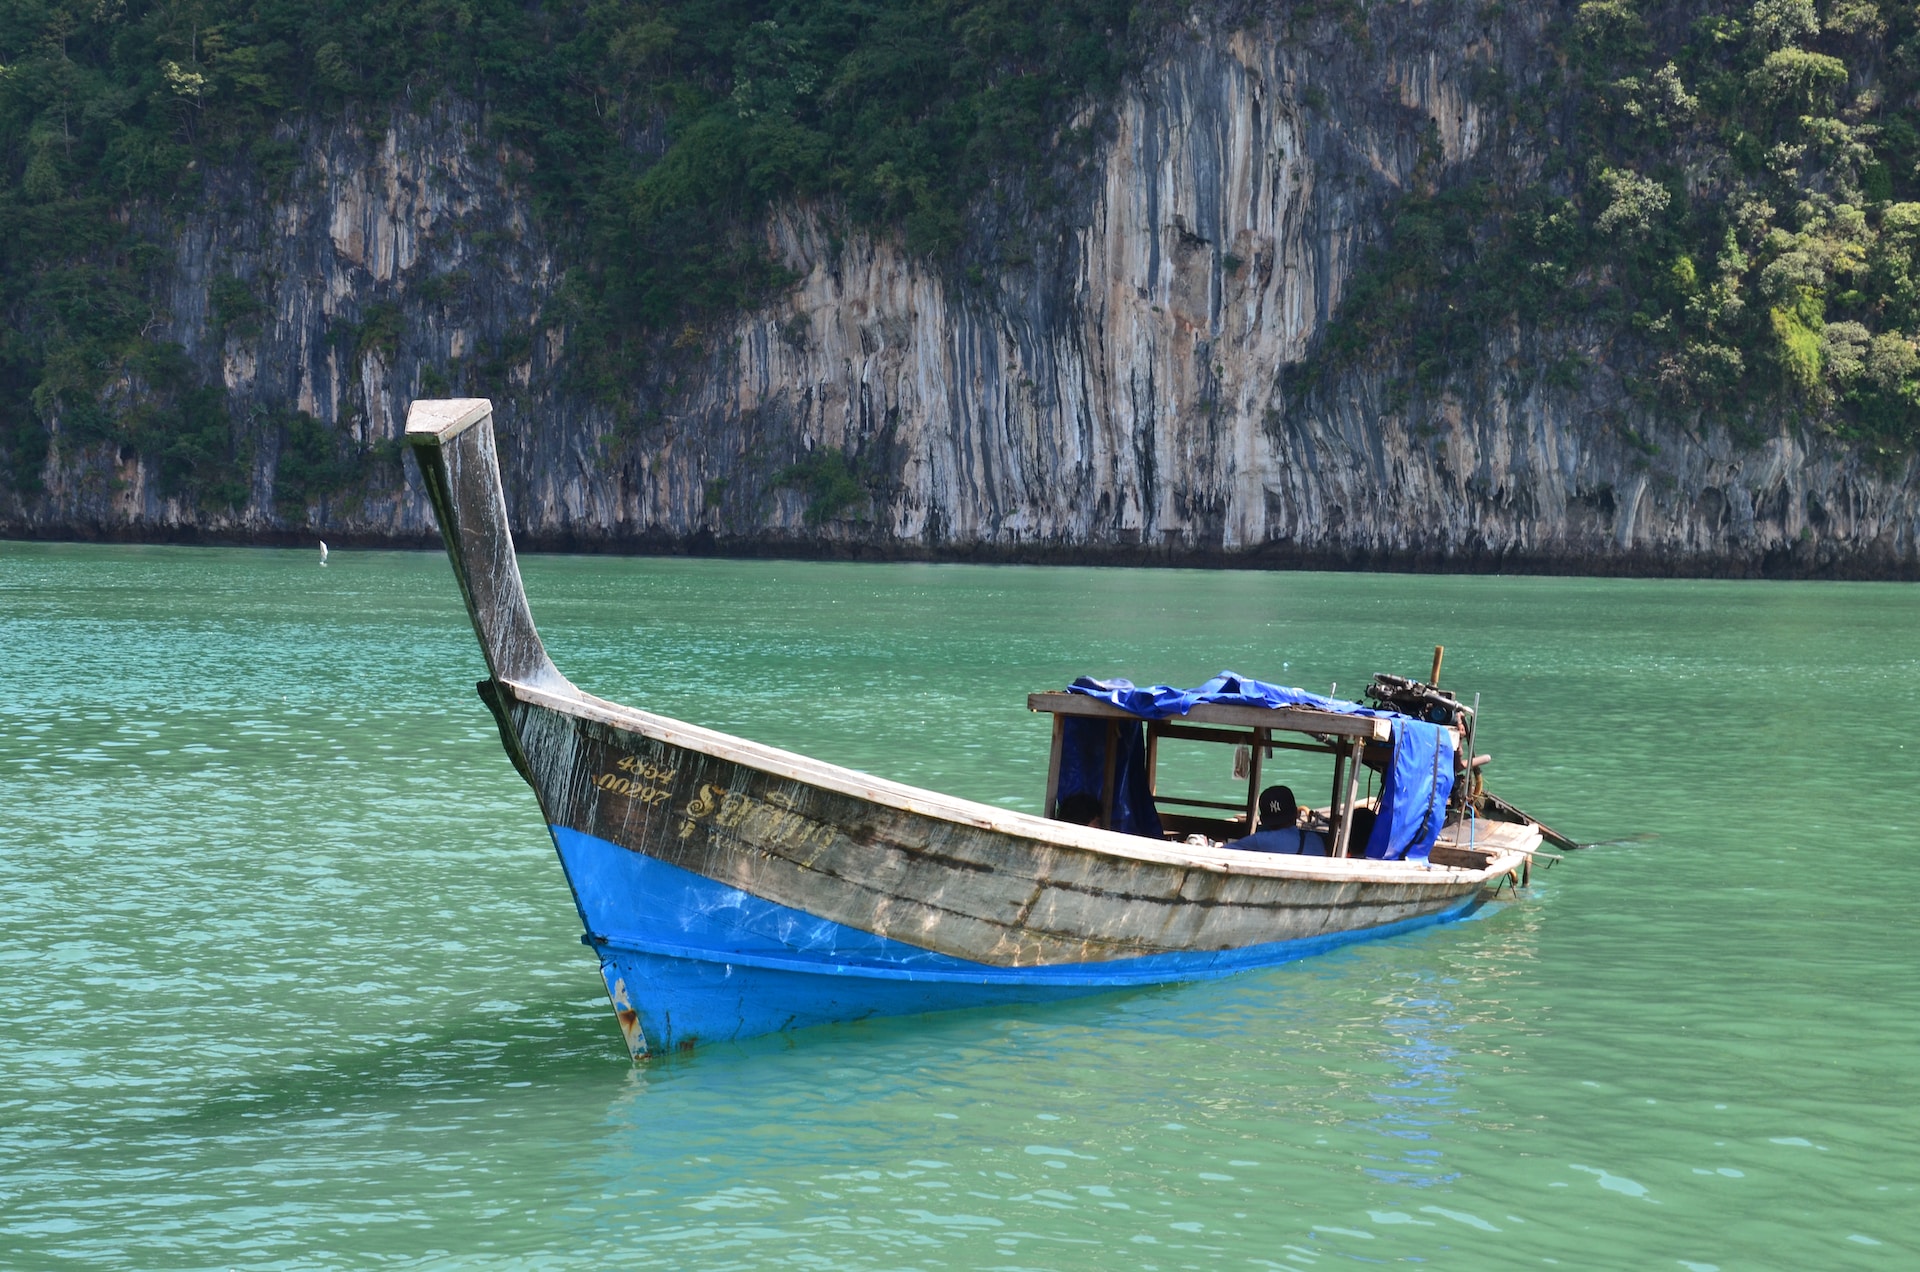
[1028,671,1401,742]
[1030,671,1460,861]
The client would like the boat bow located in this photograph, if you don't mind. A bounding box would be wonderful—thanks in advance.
[405,398,569,695]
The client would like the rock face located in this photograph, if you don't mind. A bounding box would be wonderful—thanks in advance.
[7,9,1918,576]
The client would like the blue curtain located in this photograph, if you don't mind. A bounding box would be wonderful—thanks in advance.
[1364,720,1456,861]
[1057,717,1164,838]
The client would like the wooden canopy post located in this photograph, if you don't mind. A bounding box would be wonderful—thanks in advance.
[1043,713,1066,817]
[1429,645,1445,687]
[1245,727,1267,828]
[1332,735,1365,857]
[1329,744,1348,835]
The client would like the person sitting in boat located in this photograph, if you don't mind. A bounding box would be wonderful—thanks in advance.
[1054,791,1105,829]
[1227,786,1327,855]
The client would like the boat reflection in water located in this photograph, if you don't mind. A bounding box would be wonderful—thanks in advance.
[405,398,1557,1057]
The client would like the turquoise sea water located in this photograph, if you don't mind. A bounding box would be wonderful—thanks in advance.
[3,541,1917,1269]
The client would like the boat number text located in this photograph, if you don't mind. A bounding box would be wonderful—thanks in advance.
[591,755,678,806]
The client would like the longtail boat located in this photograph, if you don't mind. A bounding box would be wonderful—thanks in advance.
[406,398,1564,1058]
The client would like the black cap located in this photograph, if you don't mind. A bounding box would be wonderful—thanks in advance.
[1257,785,1298,830]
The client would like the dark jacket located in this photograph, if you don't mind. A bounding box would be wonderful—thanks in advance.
[1227,828,1328,856]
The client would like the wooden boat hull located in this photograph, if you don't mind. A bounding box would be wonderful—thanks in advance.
[407,398,1532,1057]
[576,830,1482,1053]
[489,679,1492,1055]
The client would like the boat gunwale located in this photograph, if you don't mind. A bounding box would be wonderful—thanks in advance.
[502,676,1535,888]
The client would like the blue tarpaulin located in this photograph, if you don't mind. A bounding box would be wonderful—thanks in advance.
[1066,672,1389,722]
[1064,672,1453,855]
[1363,719,1455,862]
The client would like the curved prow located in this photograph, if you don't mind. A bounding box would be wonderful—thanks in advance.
[405,398,565,692]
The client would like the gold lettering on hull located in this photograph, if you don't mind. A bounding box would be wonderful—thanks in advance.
[675,781,837,854]
[589,754,678,807]
[614,755,677,782]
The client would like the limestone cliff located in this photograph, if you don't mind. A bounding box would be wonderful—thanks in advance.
[7,7,1917,577]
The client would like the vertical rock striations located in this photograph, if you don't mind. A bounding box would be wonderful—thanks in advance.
[6,10,1917,576]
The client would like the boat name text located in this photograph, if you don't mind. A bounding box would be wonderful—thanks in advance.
[677,782,836,851]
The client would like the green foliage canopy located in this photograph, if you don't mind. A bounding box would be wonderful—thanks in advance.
[0,0,1148,497]
[1315,0,1920,451]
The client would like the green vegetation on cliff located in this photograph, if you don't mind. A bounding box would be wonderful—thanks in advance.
[1318,0,1920,452]
[0,0,1145,499]
[2,0,1918,508]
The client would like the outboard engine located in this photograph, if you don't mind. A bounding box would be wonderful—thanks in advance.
[1363,672,1469,727]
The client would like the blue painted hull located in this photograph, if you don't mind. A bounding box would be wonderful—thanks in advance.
[553,826,1484,1052]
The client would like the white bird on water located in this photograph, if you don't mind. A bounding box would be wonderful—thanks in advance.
[319,540,329,566]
